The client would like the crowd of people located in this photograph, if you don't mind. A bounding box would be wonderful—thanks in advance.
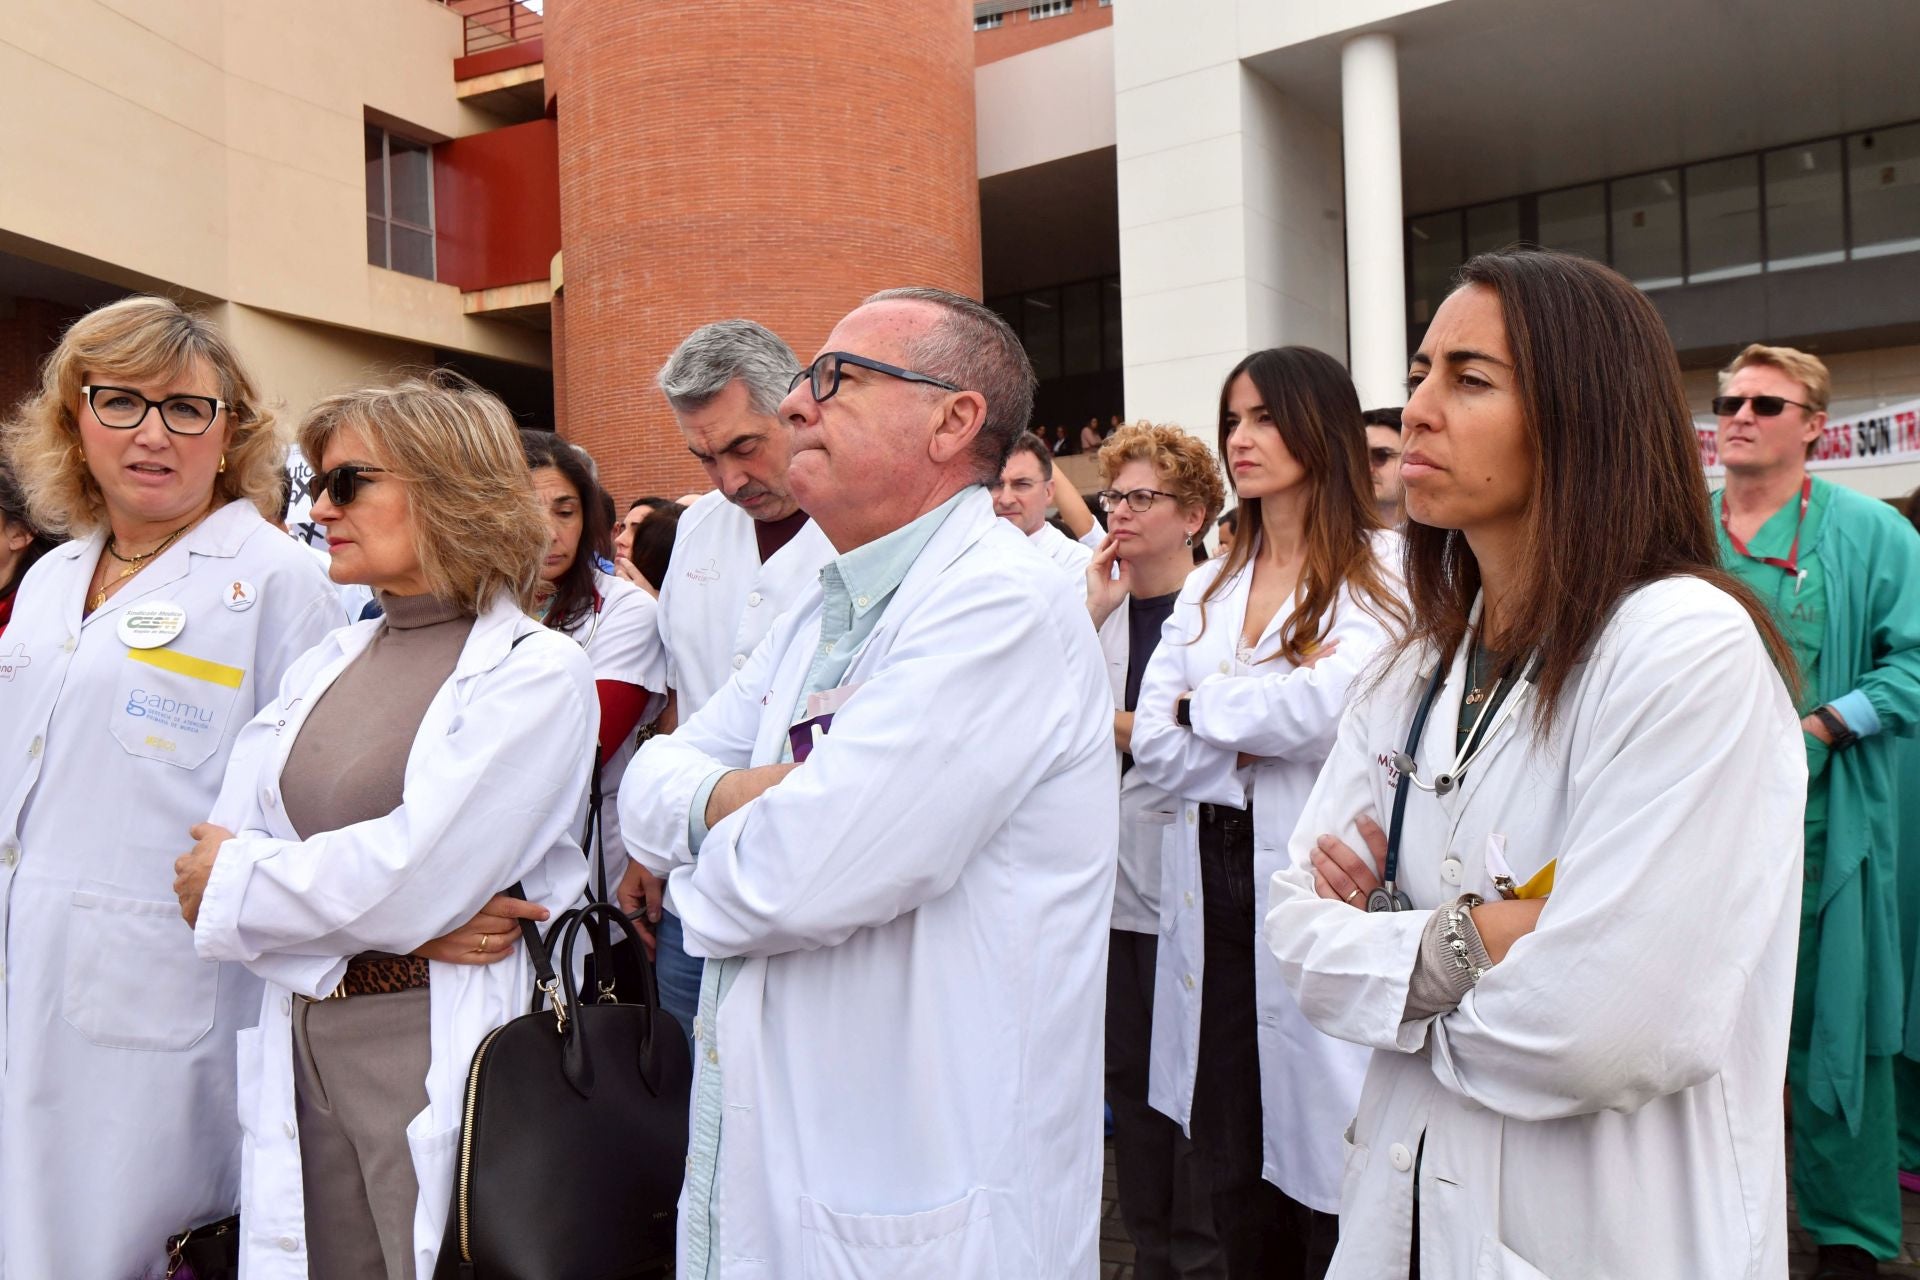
[0,247,1917,1280]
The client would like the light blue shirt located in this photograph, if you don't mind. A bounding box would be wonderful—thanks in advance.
[682,487,974,1278]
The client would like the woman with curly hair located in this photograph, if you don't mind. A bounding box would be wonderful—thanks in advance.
[0,295,342,1278]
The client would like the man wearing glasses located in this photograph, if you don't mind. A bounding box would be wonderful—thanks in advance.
[619,287,1116,1278]
[993,431,1093,596]
[1712,342,1920,1280]
[1361,406,1405,526]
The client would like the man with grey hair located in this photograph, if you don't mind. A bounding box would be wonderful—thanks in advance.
[638,318,834,1044]
[620,286,1116,1277]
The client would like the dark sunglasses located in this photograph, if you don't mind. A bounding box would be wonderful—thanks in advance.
[306,464,386,506]
[1712,394,1817,418]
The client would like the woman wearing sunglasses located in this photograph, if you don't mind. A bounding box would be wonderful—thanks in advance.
[521,428,666,923]
[174,373,594,1280]
[0,296,343,1279]
[1129,348,1408,1277]
[1264,250,1803,1278]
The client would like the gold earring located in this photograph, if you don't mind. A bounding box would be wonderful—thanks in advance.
[218,455,227,474]
[69,443,86,466]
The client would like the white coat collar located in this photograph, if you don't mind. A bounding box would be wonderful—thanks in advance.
[67,499,268,627]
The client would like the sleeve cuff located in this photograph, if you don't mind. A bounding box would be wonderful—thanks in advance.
[688,769,730,854]
[1829,690,1882,738]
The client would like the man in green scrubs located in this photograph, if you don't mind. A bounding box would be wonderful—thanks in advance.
[1712,343,1920,1280]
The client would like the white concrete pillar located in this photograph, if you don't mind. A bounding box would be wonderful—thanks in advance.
[1341,32,1408,409]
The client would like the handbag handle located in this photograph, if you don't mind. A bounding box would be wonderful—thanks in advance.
[554,901,665,1099]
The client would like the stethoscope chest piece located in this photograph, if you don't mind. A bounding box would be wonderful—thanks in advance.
[1367,886,1413,913]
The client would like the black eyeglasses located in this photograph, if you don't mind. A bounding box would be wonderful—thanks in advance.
[306,464,387,506]
[1369,446,1402,467]
[788,351,961,403]
[1097,487,1182,514]
[82,385,226,436]
[1712,394,1817,418]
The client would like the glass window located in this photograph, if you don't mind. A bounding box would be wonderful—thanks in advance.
[1102,276,1123,369]
[365,124,435,281]
[1464,200,1519,259]
[1764,140,1845,271]
[1536,183,1608,264]
[1609,170,1682,290]
[1685,156,1761,283]
[1407,211,1461,327]
[1062,281,1101,376]
[1029,0,1071,17]
[1021,290,1061,381]
[1848,123,1920,260]
[973,13,1003,29]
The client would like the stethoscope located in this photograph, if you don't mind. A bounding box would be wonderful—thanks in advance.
[1369,648,1538,913]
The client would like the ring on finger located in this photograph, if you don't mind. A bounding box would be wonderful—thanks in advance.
[477,932,492,954]
[1344,888,1361,903]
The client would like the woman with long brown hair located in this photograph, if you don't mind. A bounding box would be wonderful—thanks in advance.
[1265,249,1803,1278]
[1131,346,1407,1277]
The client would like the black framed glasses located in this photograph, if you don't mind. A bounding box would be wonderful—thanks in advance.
[82,385,225,436]
[306,464,387,506]
[788,351,961,403]
[1712,394,1817,418]
[1369,446,1402,467]
[1097,487,1182,514]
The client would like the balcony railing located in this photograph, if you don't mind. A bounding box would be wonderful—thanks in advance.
[446,0,543,57]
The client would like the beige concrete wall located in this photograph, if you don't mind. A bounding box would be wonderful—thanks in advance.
[216,303,436,443]
[0,0,547,367]
[976,26,1116,179]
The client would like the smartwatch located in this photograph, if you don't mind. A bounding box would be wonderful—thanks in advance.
[1175,695,1193,728]
[1812,704,1858,750]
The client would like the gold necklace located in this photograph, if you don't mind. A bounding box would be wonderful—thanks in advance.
[87,520,197,613]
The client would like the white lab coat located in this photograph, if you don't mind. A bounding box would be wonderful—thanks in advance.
[1098,599,1174,934]
[655,491,834,716]
[192,593,595,1280]
[1030,520,1093,600]
[0,499,342,1280]
[1129,549,1397,1213]
[1264,577,1803,1279]
[560,568,667,876]
[620,489,1117,1278]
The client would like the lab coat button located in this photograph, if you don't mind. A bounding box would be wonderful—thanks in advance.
[731,654,746,671]
[60,636,75,654]
[1185,892,1194,908]
[261,788,277,809]
[1183,973,1196,990]
[27,737,42,758]
[747,592,763,607]
[1218,660,1230,674]
[1390,1142,1413,1172]
[283,1121,297,1138]
[1,844,16,868]
[1440,858,1463,885]
[1187,809,1197,826]
[282,997,292,1015]
[277,1236,298,1252]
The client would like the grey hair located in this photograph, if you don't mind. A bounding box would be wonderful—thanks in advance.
[656,319,799,417]
[863,286,1036,484]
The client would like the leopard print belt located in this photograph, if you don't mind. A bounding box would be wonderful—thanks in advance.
[299,952,432,1002]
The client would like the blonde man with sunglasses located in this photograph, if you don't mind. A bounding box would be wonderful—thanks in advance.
[1713,342,1920,1280]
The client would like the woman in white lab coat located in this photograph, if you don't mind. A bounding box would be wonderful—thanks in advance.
[1131,347,1407,1278]
[174,373,594,1280]
[522,429,667,898]
[0,296,342,1279]
[1265,249,1804,1279]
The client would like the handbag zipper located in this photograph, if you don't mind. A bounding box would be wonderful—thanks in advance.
[457,1022,509,1264]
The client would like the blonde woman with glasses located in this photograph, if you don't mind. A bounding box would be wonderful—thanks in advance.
[0,296,343,1278]
[173,373,595,1280]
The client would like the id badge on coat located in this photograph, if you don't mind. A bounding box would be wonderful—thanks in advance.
[787,682,862,763]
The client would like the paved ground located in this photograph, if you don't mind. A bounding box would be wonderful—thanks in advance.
[1099,1140,1920,1278]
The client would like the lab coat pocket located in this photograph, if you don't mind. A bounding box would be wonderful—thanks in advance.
[1474,1235,1554,1279]
[406,1112,464,1260]
[110,648,244,770]
[799,1187,999,1280]
[63,889,220,1050]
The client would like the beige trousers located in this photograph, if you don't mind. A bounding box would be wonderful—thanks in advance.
[291,985,432,1280]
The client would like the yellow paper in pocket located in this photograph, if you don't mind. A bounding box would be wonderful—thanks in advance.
[1514,860,1556,899]
[126,647,246,688]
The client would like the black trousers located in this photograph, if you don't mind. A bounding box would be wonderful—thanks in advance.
[1108,928,1225,1280]
[1190,803,1338,1280]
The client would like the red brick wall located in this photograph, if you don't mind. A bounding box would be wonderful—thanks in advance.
[546,0,983,501]
[0,298,83,421]
[974,0,1112,66]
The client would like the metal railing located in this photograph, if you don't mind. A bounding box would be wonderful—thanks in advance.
[448,0,543,57]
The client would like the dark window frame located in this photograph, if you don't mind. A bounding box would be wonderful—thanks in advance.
[366,121,436,282]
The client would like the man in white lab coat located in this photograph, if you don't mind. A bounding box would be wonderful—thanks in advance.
[993,429,1093,594]
[641,320,835,1039]
[619,287,1117,1279]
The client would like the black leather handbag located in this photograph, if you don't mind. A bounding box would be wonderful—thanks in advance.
[432,896,692,1280]
[163,1213,239,1279]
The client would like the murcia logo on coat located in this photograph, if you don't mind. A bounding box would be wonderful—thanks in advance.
[685,558,721,585]
[1377,751,1402,788]
[0,643,28,681]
